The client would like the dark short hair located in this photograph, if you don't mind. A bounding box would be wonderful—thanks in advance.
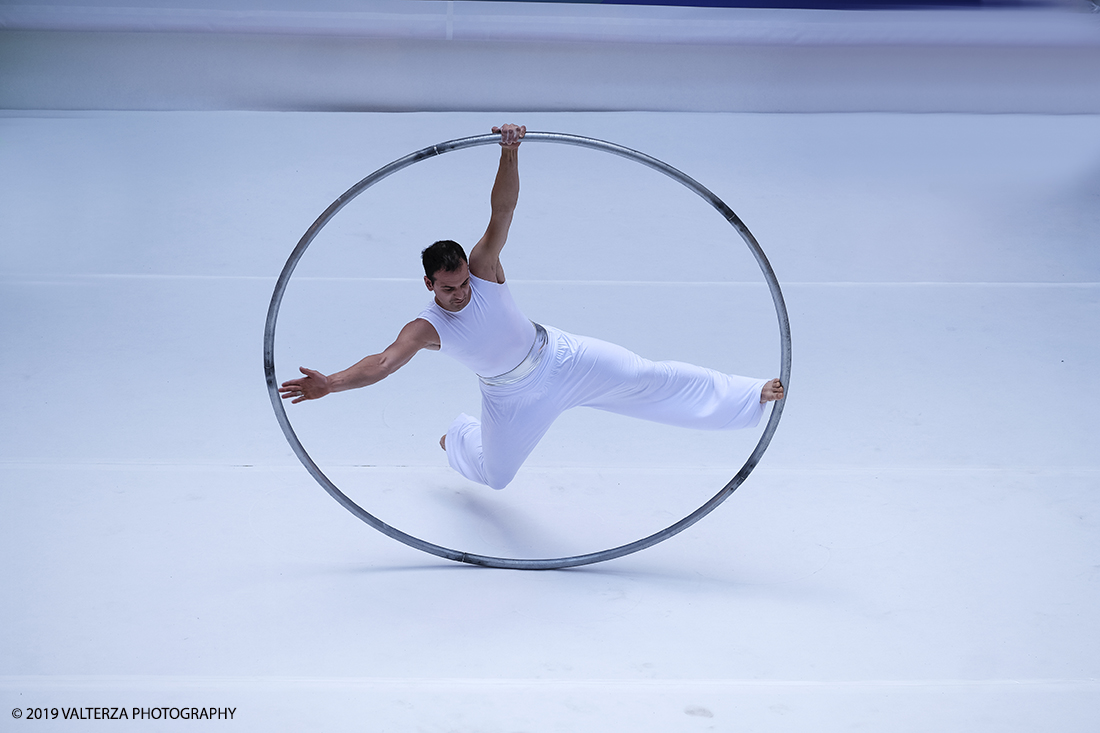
[421,240,468,282]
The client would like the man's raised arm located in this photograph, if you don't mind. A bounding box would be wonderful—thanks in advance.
[468,123,525,284]
[278,318,439,404]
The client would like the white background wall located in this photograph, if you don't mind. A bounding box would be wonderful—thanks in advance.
[2,0,1100,112]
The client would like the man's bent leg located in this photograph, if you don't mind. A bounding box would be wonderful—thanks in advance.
[444,395,564,490]
[444,413,488,485]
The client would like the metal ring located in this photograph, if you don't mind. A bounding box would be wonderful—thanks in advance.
[264,131,792,570]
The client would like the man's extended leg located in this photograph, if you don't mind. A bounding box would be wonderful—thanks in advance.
[561,333,770,430]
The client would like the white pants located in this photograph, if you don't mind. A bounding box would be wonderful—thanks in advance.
[445,326,769,490]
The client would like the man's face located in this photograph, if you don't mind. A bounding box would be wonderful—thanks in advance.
[426,262,471,312]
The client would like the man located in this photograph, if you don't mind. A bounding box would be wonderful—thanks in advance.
[279,123,784,490]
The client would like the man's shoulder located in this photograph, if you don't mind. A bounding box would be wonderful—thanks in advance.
[404,317,441,347]
[470,273,506,289]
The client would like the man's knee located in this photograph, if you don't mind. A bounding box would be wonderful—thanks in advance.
[485,471,516,491]
[483,460,520,490]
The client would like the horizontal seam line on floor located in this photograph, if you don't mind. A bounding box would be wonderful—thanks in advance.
[3,675,1099,689]
[2,275,1099,287]
[2,461,1099,474]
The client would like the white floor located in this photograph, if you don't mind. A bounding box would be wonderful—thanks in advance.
[2,110,1099,730]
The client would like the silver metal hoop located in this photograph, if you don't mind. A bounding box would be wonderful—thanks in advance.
[264,131,792,570]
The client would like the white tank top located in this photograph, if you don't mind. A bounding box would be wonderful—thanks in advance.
[417,275,536,378]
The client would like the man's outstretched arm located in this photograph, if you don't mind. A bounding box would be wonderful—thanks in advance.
[278,318,439,404]
[468,123,525,284]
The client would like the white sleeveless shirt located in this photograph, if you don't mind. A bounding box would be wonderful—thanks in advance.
[417,274,536,378]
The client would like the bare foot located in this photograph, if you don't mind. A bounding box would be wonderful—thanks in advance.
[439,434,446,451]
[760,378,784,403]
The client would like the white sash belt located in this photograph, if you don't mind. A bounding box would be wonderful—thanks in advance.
[479,323,547,386]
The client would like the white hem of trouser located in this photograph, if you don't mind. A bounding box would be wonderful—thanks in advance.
[445,412,492,488]
[741,377,770,430]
